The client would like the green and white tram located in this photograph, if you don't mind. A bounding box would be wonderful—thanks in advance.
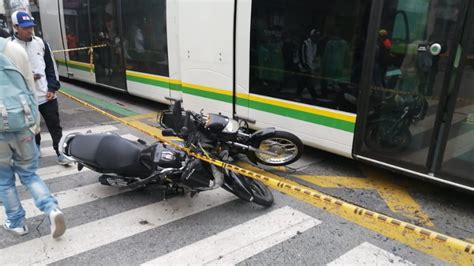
[38,0,474,191]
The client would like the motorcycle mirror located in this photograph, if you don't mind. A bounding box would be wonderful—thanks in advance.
[162,128,177,137]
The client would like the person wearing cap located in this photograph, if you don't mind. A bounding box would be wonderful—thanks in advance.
[10,10,72,165]
[0,31,66,239]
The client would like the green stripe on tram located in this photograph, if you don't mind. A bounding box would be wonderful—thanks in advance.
[183,86,354,133]
[181,86,234,104]
[126,74,169,90]
[64,69,355,132]
[245,98,355,133]
[56,60,94,72]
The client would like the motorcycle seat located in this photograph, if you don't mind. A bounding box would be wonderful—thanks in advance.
[69,133,152,177]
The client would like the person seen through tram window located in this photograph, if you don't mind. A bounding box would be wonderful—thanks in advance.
[373,29,392,88]
[295,29,319,102]
[320,27,350,97]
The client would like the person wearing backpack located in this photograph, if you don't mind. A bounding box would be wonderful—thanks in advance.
[0,33,66,238]
[10,11,72,165]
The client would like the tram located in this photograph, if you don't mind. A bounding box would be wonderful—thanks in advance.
[37,0,473,191]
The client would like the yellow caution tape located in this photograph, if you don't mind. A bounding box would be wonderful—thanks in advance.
[52,44,107,54]
[52,44,108,75]
[58,89,474,265]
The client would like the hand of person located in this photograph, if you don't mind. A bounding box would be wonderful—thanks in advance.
[47,91,55,101]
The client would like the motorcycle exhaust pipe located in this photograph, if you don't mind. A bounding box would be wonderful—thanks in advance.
[226,141,280,157]
[99,175,130,187]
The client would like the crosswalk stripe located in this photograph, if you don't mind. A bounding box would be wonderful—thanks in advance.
[16,165,91,186]
[0,189,236,265]
[1,183,123,222]
[142,206,321,265]
[328,242,414,265]
[40,125,118,142]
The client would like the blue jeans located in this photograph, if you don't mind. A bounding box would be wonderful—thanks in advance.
[0,129,58,228]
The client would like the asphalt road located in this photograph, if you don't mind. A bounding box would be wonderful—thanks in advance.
[0,80,472,265]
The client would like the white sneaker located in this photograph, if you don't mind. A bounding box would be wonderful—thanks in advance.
[57,154,73,166]
[49,208,66,239]
[3,221,29,236]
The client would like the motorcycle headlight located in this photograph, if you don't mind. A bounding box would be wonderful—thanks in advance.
[222,119,239,134]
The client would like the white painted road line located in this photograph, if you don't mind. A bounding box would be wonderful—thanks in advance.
[16,165,92,186]
[142,206,321,266]
[328,242,414,266]
[40,125,118,142]
[0,189,236,265]
[0,183,124,222]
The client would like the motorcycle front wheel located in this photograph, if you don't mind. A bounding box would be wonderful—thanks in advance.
[223,174,274,207]
[248,131,303,166]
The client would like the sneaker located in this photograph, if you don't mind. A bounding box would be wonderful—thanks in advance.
[57,154,73,166]
[3,221,29,236]
[49,208,66,239]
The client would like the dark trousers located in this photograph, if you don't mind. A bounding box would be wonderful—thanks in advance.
[296,73,318,100]
[35,99,63,156]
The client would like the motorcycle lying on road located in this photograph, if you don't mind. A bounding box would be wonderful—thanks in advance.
[159,99,304,166]
[59,112,275,207]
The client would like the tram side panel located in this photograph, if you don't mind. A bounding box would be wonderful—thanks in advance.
[177,0,235,116]
[234,0,359,158]
[167,0,184,101]
[38,0,67,78]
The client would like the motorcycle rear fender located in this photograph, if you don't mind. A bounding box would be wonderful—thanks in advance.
[248,128,276,146]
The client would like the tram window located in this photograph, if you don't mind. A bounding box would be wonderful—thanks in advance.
[63,0,91,63]
[440,30,474,181]
[121,0,169,76]
[249,0,372,113]
[363,0,465,169]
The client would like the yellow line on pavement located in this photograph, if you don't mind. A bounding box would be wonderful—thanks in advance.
[236,162,301,187]
[295,167,434,227]
[121,112,160,122]
[363,167,434,227]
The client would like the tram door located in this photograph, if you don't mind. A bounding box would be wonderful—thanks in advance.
[90,0,127,90]
[355,0,474,187]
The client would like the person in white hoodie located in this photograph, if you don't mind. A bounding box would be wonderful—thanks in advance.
[0,29,66,239]
[10,10,72,165]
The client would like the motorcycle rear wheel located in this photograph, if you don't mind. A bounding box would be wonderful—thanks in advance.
[248,131,303,166]
[223,176,274,207]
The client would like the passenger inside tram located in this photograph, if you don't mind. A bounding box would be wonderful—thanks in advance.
[250,0,371,113]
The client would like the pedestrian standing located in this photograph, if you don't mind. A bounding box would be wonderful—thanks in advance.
[10,10,72,165]
[0,31,66,238]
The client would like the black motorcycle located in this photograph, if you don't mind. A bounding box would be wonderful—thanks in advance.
[58,119,274,207]
[159,99,304,166]
[364,93,428,152]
